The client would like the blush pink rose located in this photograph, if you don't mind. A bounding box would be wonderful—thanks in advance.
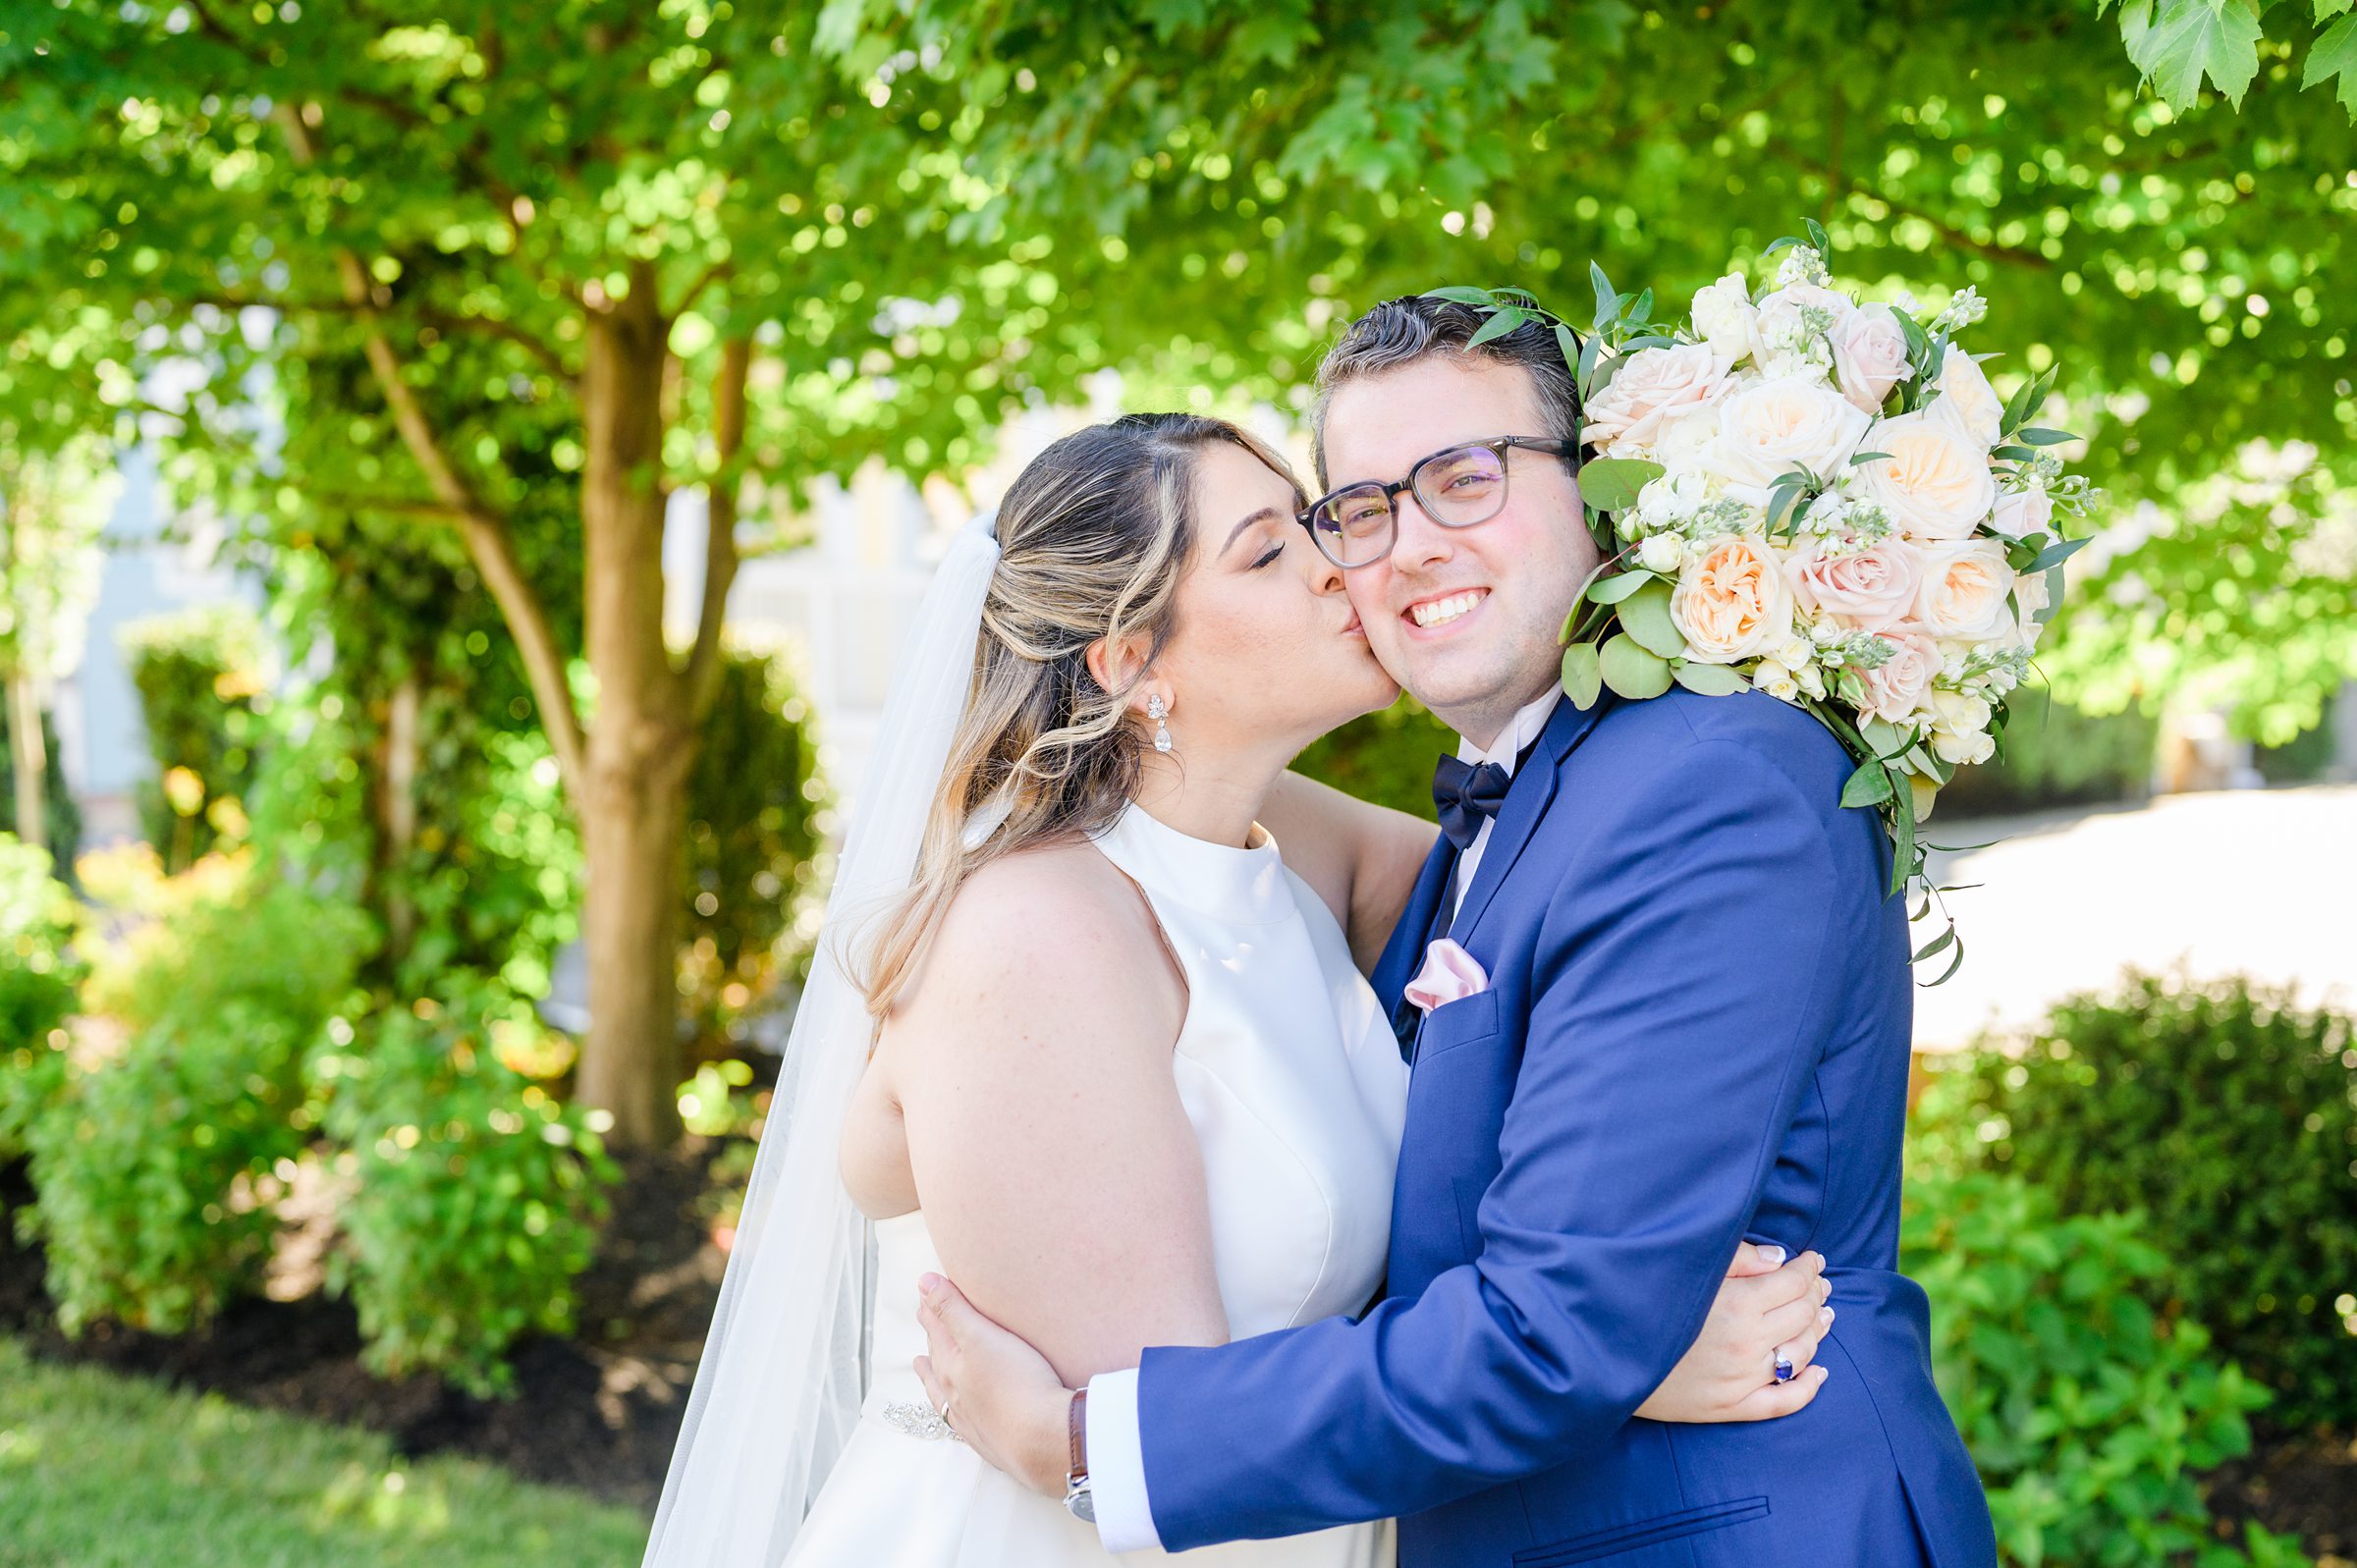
[1833,304,1915,414]
[1992,485,2055,538]
[1786,538,1927,632]
[1585,344,1734,455]
[1854,631,1940,726]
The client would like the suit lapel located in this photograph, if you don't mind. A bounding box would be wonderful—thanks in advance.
[1375,836,1457,1061]
[1450,693,1616,942]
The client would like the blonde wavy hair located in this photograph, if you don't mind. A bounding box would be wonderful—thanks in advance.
[856,412,1303,1016]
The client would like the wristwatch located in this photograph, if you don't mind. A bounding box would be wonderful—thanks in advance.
[1062,1388,1095,1524]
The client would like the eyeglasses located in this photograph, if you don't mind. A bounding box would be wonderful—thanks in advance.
[1297,436,1576,569]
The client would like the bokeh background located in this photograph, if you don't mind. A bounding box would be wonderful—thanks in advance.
[2,4,2352,1564]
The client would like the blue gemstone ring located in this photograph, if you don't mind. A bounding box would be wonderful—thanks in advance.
[1772,1350,1797,1383]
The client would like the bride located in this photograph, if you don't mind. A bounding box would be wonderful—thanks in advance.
[641,413,1833,1567]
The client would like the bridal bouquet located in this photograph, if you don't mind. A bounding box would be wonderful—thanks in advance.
[1433,222,2096,971]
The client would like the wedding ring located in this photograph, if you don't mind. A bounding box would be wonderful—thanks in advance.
[1772,1349,1797,1383]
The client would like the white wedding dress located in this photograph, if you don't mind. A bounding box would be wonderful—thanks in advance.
[786,803,1409,1567]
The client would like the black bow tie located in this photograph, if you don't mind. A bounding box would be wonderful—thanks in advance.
[1432,755,1511,851]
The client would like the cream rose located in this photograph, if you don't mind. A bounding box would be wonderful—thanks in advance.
[2010,565,2054,650]
[1675,534,1795,665]
[1856,407,1998,541]
[1637,531,1686,573]
[1992,484,2055,539]
[1935,345,2005,448]
[1585,344,1734,455]
[1906,539,2017,642]
[1834,304,1915,415]
[1854,631,1940,725]
[1708,374,1872,489]
[1785,536,1926,631]
[1690,272,1759,364]
[1932,689,1994,736]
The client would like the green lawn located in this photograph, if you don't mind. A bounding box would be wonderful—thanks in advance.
[0,1337,652,1568]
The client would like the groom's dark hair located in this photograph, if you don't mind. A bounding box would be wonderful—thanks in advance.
[1309,296,1582,490]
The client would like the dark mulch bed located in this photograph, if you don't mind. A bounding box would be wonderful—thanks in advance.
[0,1144,728,1515]
[2207,1424,2357,1564]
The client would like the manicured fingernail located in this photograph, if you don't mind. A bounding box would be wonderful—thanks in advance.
[1814,1366,1830,1382]
[918,1272,944,1294]
[1820,1306,1836,1327]
[1759,1245,1787,1266]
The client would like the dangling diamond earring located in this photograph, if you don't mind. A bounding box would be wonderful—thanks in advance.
[1146,694,1174,755]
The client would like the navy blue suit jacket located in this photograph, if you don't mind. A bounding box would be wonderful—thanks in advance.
[1134,688,1997,1567]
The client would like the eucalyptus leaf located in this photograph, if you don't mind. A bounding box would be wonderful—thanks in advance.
[1618,579,1687,659]
[1589,260,1617,325]
[1561,640,1604,709]
[1991,445,2040,463]
[1842,759,1896,808]
[2017,426,2078,446]
[1805,217,1832,254]
[1672,660,1747,696]
[1861,717,1910,758]
[1573,456,1665,513]
[1910,924,1956,964]
[1849,451,1894,464]
[1423,285,1495,305]
[1763,235,1797,255]
[1916,925,1966,987]
[1554,321,1582,372]
[1584,568,1656,606]
[1466,307,1528,349]
[2029,535,2093,573]
[1598,634,1673,700]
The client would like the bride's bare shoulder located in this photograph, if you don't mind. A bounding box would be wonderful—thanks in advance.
[888,837,1178,1046]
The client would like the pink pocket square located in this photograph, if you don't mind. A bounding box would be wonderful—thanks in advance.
[1404,939,1489,1014]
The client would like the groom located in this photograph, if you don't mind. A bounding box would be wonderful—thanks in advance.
[916,296,1997,1567]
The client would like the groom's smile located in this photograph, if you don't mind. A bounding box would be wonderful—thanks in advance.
[1323,355,1596,748]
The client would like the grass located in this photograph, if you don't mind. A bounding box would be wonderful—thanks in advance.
[0,1336,652,1568]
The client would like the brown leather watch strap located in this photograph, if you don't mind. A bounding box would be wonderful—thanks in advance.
[1067,1387,1090,1485]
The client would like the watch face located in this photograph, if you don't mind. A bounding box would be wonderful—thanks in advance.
[1067,1487,1096,1525]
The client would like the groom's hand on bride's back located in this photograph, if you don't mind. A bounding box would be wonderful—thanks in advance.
[1633,1243,1835,1425]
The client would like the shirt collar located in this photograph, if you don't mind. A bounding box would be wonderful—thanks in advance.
[1455,688,1563,781]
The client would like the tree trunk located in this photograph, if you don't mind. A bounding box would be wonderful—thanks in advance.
[573,261,697,1148]
[373,672,421,965]
[7,672,47,851]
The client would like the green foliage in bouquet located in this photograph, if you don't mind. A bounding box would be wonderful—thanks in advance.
[1900,1164,2309,1568]
[1949,974,2357,1431]
[310,975,619,1396]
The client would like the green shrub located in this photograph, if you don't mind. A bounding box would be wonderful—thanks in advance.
[681,646,826,1054]
[310,976,619,1395]
[119,603,271,871]
[17,869,370,1333]
[0,704,83,871]
[1901,1165,2309,1567]
[0,834,81,1160]
[1938,686,2159,816]
[1289,693,1456,819]
[21,997,318,1333]
[1949,974,2357,1429]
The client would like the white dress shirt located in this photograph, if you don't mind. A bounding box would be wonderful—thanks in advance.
[1086,689,1564,1553]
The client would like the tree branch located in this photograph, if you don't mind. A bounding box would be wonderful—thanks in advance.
[680,336,750,721]
[275,101,591,800]
[1766,137,2054,272]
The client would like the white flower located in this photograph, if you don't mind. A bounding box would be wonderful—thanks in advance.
[1932,726,1997,767]
[1933,285,1988,332]
[1690,273,1759,364]
[1776,636,1814,672]
[1752,659,1802,703]
[1931,689,1993,735]
[1934,345,2004,448]
[1992,484,2055,539]
[1855,406,1999,541]
[1752,282,1854,369]
[1796,661,1828,699]
[1637,532,1686,573]
[1586,344,1735,456]
[1905,538,2017,643]
[1708,374,1873,490]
